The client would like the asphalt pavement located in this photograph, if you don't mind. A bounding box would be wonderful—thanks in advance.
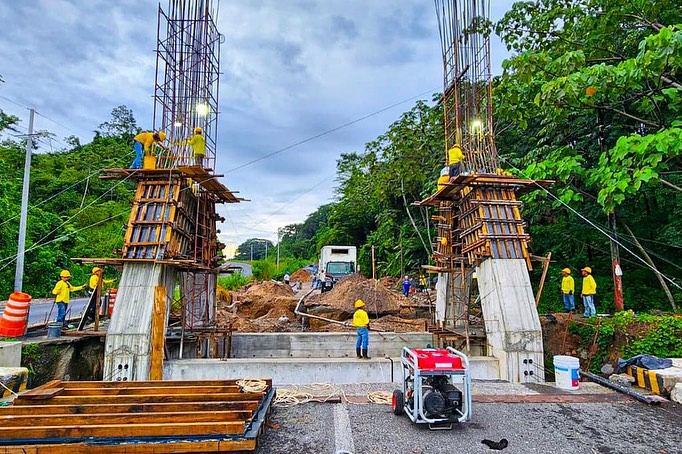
[257,382,682,454]
[0,297,89,326]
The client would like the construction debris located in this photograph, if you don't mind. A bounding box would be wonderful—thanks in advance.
[215,274,429,334]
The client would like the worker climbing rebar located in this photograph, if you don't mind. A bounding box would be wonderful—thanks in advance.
[187,127,206,167]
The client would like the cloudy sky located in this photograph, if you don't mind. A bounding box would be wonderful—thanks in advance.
[0,0,516,254]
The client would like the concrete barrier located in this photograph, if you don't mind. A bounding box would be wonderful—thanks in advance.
[0,367,28,398]
[0,341,22,367]
[164,356,500,385]
[229,332,434,358]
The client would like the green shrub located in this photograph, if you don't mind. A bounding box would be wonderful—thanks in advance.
[217,273,250,291]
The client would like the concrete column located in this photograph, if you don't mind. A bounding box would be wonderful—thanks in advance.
[104,263,176,381]
[435,273,448,328]
[477,258,545,383]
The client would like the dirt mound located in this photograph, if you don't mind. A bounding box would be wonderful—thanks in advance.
[319,274,403,316]
[244,280,294,299]
[290,268,310,282]
[378,276,398,289]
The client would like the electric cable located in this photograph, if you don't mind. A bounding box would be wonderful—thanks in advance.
[224,88,438,174]
[499,155,682,291]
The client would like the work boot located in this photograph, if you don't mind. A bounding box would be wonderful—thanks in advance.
[362,349,371,360]
[356,347,362,359]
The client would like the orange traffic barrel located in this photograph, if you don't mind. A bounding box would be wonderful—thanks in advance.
[0,292,32,337]
[106,288,118,318]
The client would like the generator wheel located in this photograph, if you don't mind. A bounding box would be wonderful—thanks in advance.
[392,389,404,416]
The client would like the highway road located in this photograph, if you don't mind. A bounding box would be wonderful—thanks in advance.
[0,296,89,326]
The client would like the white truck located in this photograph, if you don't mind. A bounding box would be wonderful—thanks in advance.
[319,245,357,292]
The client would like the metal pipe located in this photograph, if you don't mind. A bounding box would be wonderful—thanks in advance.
[579,371,665,405]
[294,288,388,332]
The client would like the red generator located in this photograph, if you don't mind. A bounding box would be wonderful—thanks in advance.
[392,347,472,428]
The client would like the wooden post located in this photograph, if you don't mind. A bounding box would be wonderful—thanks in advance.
[93,272,103,332]
[535,252,552,307]
[150,286,167,380]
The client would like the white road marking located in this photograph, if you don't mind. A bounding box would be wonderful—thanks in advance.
[333,403,355,454]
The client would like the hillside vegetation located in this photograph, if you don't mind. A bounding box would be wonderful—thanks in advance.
[2,2,681,315]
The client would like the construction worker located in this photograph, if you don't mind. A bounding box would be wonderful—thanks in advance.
[419,274,427,293]
[82,267,116,323]
[353,299,370,359]
[561,268,575,312]
[402,275,411,297]
[283,271,290,286]
[447,145,465,178]
[88,267,115,292]
[187,127,206,167]
[581,267,597,317]
[52,270,85,327]
[131,131,169,169]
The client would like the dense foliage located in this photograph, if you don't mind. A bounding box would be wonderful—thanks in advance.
[275,1,682,314]
[1,2,680,316]
[0,106,137,298]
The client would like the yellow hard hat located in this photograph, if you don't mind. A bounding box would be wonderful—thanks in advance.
[440,237,447,246]
[562,268,571,274]
[157,131,167,141]
[354,299,365,308]
[194,127,203,134]
[582,267,592,274]
[60,270,71,278]
[92,267,102,274]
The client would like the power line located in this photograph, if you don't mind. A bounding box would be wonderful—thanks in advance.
[499,155,682,291]
[225,88,438,174]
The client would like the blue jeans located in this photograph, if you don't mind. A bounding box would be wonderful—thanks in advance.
[56,302,67,325]
[356,327,368,349]
[402,284,410,297]
[563,293,575,311]
[131,141,143,169]
[583,295,596,317]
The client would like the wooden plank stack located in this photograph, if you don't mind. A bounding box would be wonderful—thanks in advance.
[0,379,274,453]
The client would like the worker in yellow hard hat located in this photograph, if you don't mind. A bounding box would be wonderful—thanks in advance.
[560,268,575,313]
[81,267,117,323]
[447,145,465,179]
[131,131,169,169]
[52,270,85,327]
[187,127,206,167]
[353,299,370,359]
[580,267,597,317]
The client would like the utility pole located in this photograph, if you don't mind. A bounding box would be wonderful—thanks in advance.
[14,108,35,292]
[276,229,281,269]
[250,243,253,262]
[265,241,268,260]
[598,108,624,311]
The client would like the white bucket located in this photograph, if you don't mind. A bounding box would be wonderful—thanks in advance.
[553,355,580,390]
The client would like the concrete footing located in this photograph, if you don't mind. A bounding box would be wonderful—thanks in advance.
[164,355,500,385]
[0,366,28,398]
[0,341,21,367]
[227,332,433,359]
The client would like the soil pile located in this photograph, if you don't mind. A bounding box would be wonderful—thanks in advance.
[216,280,300,332]
[290,268,311,283]
[319,274,404,316]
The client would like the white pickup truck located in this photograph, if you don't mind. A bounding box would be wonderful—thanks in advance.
[319,245,357,292]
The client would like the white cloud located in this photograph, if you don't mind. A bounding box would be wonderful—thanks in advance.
[0,0,517,248]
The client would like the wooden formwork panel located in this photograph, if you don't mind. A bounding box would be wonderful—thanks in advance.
[123,179,198,261]
[0,379,274,453]
[457,186,531,269]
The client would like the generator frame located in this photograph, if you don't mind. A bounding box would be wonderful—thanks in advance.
[394,346,472,426]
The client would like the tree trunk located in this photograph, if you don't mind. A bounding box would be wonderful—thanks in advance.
[622,222,677,312]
